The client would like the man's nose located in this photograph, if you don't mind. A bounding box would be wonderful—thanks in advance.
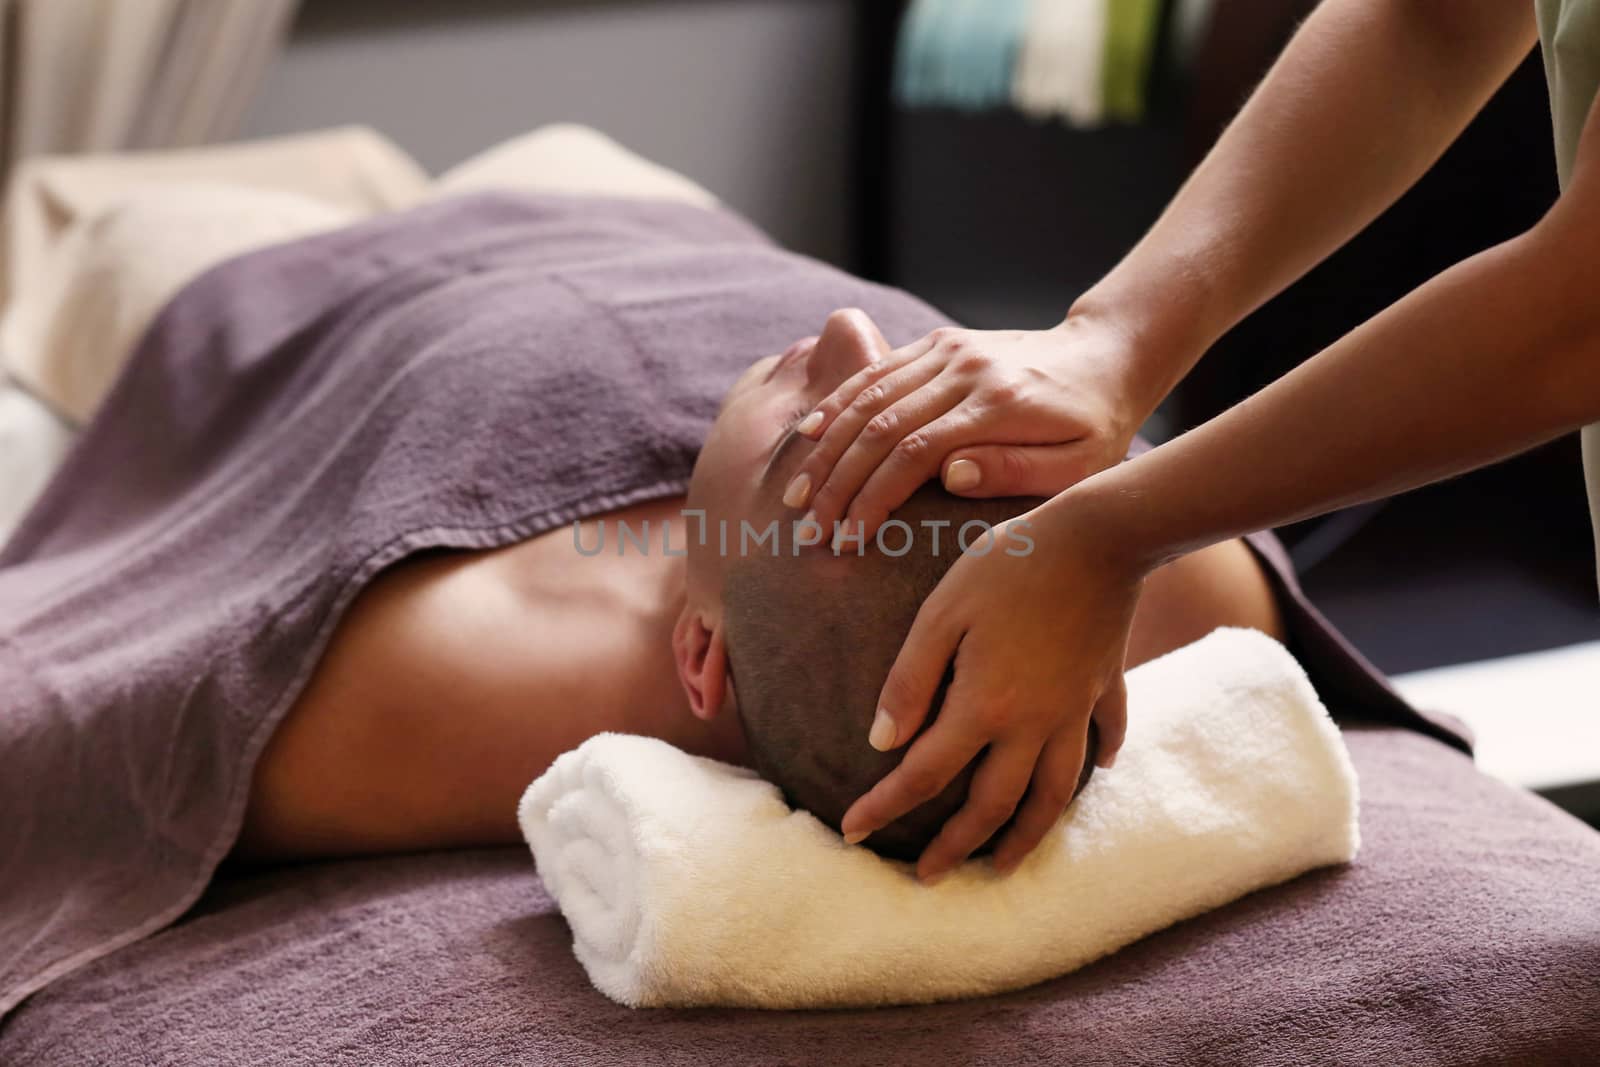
[808,308,890,385]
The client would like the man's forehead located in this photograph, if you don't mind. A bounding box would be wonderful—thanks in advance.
[720,358,769,412]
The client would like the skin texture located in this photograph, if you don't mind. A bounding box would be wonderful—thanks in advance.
[801,1,1600,883]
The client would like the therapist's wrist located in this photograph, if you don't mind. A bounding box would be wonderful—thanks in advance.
[1043,467,1178,580]
[1064,278,1219,423]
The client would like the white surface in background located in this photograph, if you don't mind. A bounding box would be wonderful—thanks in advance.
[1393,641,1600,792]
[0,377,74,546]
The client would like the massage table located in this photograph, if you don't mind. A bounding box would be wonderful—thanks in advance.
[4,725,1597,1065]
[0,128,1596,1066]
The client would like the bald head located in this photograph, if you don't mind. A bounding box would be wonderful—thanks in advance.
[721,485,1097,861]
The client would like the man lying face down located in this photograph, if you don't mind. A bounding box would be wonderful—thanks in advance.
[672,311,1279,860]
[240,310,1286,870]
[212,206,1282,866]
[245,306,1284,865]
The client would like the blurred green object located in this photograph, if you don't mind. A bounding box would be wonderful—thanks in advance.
[1102,0,1164,122]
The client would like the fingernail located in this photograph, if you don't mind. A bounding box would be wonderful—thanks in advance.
[868,707,897,751]
[797,510,821,544]
[944,458,981,492]
[843,830,868,845]
[920,870,948,888]
[796,411,824,436]
[782,472,811,509]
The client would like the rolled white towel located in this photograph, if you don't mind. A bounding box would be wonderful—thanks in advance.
[519,627,1360,1009]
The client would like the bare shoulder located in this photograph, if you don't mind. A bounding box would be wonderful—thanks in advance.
[1127,538,1285,668]
[235,497,692,861]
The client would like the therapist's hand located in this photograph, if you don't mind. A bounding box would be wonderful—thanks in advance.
[839,488,1146,884]
[781,313,1146,538]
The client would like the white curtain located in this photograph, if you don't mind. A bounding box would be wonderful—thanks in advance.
[0,0,300,176]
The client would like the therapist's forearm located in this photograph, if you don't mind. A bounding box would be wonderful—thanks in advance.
[1069,215,1600,574]
[1070,0,1537,416]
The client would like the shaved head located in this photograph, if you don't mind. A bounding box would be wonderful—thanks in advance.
[721,485,1097,861]
[674,311,1094,861]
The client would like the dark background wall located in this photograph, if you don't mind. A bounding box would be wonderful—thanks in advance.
[243,0,858,264]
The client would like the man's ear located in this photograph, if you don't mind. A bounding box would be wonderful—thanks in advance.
[672,605,729,721]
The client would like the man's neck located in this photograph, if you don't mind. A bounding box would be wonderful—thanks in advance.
[506,496,749,766]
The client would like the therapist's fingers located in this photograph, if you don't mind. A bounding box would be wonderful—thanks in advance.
[866,589,965,756]
[816,383,970,539]
[796,331,940,440]
[1090,671,1128,769]
[939,441,1102,499]
[988,725,1091,874]
[914,737,1043,883]
[839,713,987,845]
[839,609,969,838]
[784,356,948,522]
[840,407,979,537]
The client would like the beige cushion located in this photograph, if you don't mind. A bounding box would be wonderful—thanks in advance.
[433,124,716,207]
[0,123,716,428]
[1,184,356,424]
[0,126,427,309]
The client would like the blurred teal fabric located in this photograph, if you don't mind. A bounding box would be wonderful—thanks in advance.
[894,0,1032,112]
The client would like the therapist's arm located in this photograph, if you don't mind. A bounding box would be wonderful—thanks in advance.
[1073,0,1539,413]
[1080,84,1600,574]
[790,0,1538,532]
